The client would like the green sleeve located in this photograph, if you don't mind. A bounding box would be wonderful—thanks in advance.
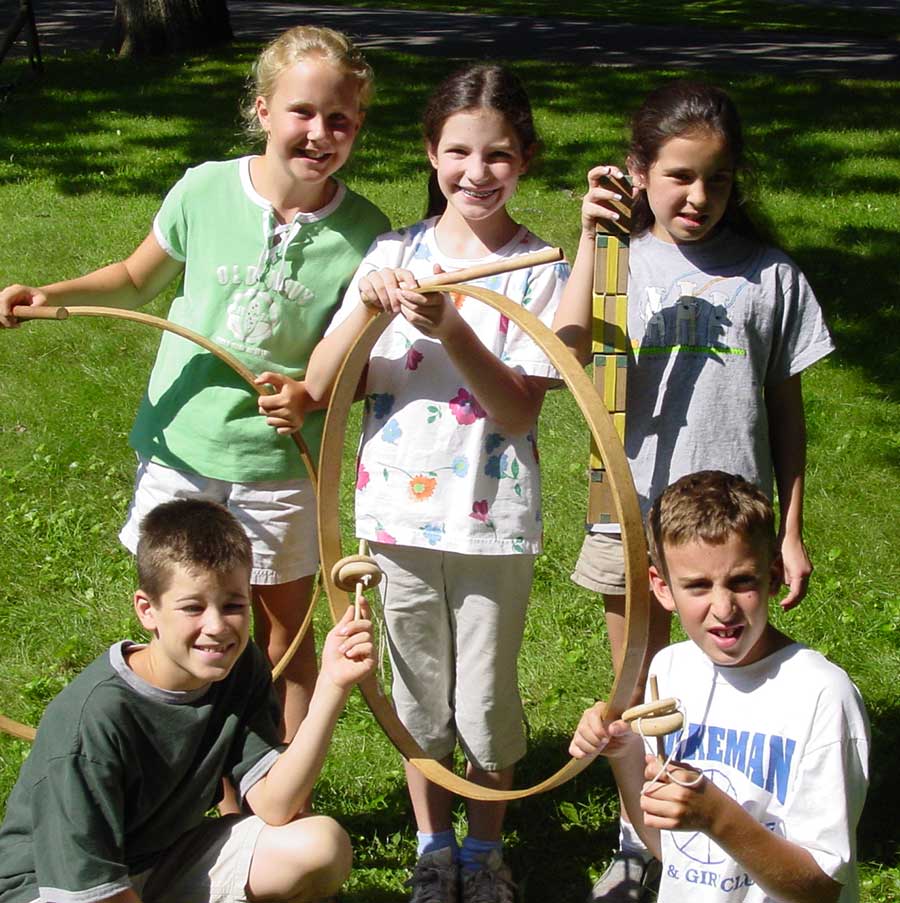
[153,168,191,262]
[31,753,131,899]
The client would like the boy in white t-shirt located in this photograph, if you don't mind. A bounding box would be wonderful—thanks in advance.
[570,470,869,903]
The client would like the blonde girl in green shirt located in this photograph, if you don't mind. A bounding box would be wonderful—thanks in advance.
[0,26,389,750]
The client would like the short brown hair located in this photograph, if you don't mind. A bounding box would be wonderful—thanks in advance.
[136,499,252,600]
[647,471,775,576]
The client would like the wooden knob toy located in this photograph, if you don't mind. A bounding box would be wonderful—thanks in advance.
[621,697,683,737]
[330,554,382,593]
[622,676,683,766]
[331,541,383,619]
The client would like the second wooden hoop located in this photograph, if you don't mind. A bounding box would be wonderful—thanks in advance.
[0,305,323,743]
[317,283,650,801]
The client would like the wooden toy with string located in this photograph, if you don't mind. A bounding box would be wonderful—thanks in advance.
[588,173,633,528]
[331,540,381,620]
[622,675,683,767]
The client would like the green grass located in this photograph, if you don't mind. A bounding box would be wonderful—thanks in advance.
[0,46,898,900]
[305,0,900,38]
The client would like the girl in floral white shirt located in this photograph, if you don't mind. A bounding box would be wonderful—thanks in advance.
[307,64,568,903]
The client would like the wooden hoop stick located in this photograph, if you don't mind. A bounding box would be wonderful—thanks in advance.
[0,714,36,743]
[11,305,68,320]
[353,539,368,620]
[416,247,563,290]
[318,281,650,801]
[0,306,321,740]
[650,676,667,765]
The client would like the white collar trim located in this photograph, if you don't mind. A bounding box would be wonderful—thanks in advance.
[239,155,346,221]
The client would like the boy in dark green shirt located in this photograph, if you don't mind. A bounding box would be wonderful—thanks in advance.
[0,498,374,903]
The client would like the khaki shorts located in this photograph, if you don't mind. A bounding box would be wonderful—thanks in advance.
[132,814,265,903]
[570,531,627,596]
[119,457,318,585]
[371,543,533,771]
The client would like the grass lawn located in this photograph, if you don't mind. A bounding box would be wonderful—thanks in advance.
[0,39,898,902]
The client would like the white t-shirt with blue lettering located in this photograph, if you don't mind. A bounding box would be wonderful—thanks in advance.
[646,641,869,902]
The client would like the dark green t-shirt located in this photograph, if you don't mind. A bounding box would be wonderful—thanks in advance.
[0,641,283,903]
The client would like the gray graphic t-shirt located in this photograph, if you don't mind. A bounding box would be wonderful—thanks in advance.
[606,228,833,521]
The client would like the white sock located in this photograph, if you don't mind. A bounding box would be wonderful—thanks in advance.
[619,817,649,858]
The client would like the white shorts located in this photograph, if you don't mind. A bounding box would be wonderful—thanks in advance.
[119,457,318,585]
[132,814,265,903]
[371,543,533,771]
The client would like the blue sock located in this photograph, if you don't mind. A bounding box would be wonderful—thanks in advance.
[416,829,457,858]
[460,835,502,871]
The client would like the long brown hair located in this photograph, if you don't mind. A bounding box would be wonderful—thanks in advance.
[628,81,769,242]
[422,65,537,218]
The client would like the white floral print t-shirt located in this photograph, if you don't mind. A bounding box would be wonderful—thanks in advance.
[326,218,568,555]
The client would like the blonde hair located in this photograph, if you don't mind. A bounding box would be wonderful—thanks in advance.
[242,26,374,142]
[647,470,776,578]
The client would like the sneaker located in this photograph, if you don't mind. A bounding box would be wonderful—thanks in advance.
[586,851,661,902]
[405,846,459,903]
[461,848,516,903]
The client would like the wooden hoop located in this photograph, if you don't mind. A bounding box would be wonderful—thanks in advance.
[0,305,322,742]
[0,714,36,742]
[317,283,650,801]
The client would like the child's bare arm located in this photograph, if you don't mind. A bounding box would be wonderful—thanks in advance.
[0,232,182,327]
[303,266,407,403]
[553,165,628,364]
[400,286,548,433]
[254,373,326,435]
[640,756,840,903]
[244,606,374,824]
[104,890,143,903]
[395,259,556,434]
[569,703,662,859]
[765,373,811,610]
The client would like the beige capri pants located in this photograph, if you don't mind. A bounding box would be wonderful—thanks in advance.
[370,542,534,772]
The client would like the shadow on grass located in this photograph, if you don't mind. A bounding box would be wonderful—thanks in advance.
[332,728,622,902]
[859,705,900,868]
[3,53,895,396]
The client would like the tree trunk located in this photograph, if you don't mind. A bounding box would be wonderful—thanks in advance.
[112,0,233,58]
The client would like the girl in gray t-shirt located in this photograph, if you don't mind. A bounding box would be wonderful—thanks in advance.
[553,80,833,902]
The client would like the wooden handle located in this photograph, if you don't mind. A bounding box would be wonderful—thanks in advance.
[358,247,565,320]
[12,305,68,320]
[354,539,367,620]
[0,714,37,742]
[416,247,563,290]
[650,675,666,765]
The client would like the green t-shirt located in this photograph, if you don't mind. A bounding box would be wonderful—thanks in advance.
[0,641,283,903]
[129,157,390,481]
